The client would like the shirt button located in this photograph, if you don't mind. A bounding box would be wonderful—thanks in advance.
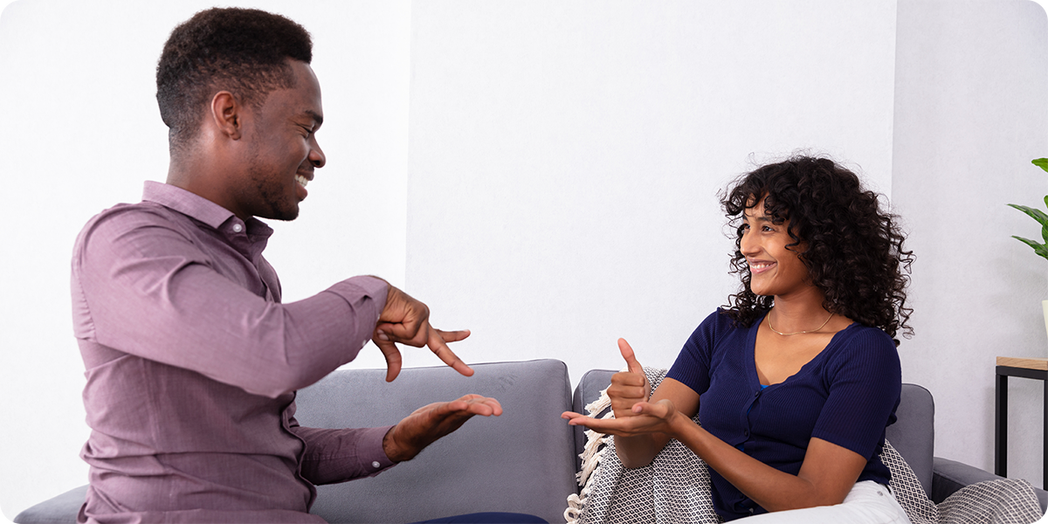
[232,223,243,233]
[372,461,381,469]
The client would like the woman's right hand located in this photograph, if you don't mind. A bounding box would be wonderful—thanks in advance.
[564,339,698,468]
[608,338,651,420]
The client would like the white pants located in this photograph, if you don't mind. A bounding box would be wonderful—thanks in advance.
[741,481,912,523]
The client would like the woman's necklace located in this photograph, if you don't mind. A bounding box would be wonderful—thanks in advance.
[767,311,834,336]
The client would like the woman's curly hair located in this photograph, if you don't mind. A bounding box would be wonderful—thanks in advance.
[721,156,914,344]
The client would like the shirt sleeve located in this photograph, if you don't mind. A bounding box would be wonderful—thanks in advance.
[72,206,388,399]
[291,423,397,484]
[666,310,723,395]
[811,328,902,459]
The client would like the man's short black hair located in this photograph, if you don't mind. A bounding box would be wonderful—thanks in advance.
[156,7,313,150]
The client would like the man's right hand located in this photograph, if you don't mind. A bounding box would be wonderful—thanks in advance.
[373,284,474,382]
[608,338,650,420]
[382,395,502,462]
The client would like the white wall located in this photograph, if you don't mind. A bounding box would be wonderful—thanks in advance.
[892,0,1048,500]
[1,0,1046,520]
[0,0,411,519]
[403,0,898,391]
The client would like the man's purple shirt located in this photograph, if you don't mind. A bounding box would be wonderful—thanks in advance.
[71,181,395,523]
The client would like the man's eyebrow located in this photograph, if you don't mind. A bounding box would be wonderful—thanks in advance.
[304,110,323,127]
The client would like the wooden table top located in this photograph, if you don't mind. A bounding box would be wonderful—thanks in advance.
[997,357,1048,370]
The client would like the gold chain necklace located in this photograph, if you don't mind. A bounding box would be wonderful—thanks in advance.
[767,312,834,336]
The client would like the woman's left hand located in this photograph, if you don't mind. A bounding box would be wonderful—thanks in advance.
[562,398,683,438]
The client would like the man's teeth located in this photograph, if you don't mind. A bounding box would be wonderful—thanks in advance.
[296,175,309,188]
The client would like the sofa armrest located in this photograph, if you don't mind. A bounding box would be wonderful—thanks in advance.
[933,457,1047,513]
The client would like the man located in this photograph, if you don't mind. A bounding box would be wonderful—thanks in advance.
[71,8,532,523]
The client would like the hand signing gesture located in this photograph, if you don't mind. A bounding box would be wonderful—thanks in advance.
[373,284,474,382]
[608,338,651,420]
[562,339,683,439]
[382,395,503,462]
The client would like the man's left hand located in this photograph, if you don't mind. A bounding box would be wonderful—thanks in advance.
[382,395,503,463]
[373,283,473,382]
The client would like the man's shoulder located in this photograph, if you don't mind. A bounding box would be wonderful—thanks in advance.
[75,200,198,251]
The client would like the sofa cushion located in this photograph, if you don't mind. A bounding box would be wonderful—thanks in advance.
[296,359,576,524]
[13,485,86,524]
[886,384,935,498]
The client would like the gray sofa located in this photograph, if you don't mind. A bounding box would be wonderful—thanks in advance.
[14,359,1048,523]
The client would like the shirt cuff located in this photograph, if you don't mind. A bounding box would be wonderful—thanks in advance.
[363,425,397,474]
[346,275,389,314]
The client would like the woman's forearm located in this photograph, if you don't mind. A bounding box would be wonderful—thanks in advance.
[667,413,863,512]
[613,432,671,469]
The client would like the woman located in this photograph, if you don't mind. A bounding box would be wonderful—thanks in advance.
[564,156,915,522]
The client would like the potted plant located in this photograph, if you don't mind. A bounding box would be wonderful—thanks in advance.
[1008,157,1048,342]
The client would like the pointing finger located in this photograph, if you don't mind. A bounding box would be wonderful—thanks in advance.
[427,326,475,377]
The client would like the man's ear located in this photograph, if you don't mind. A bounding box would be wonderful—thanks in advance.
[210,91,242,140]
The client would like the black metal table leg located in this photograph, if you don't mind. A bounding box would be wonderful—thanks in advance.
[996,371,1008,478]
[1043,377,1047,489]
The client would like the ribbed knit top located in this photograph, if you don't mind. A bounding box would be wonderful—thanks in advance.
[667,309,901,520]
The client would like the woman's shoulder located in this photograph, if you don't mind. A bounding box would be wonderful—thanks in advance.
[682,308,754,353]
[693,308,746,335]
[838,322,897,351]
[823,322,901,377]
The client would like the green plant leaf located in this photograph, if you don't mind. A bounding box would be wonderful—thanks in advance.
[1038,245,1048,260]
[1033,158,1048,172]
[1012,235,1048,260]
[1007,203,1048,229]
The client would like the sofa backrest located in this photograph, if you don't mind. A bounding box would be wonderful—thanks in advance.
[571,370,935,499]
[296,359,577,524]
[886,383,935,497]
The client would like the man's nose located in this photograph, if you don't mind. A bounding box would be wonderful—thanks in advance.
[310,142,326,168]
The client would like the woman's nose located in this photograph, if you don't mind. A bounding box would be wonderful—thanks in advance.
[740,230,759,256]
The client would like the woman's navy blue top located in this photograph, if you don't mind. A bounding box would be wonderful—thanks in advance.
[666,309,901,521]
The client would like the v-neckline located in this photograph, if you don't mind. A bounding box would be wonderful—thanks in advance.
[748,312,856,389]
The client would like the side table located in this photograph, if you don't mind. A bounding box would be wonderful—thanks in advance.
[995,356,1048,489]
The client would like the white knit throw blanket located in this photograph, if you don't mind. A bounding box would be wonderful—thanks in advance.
[565,368,1043,524]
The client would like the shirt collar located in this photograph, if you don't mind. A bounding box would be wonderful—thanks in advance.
[141,181,274,239]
